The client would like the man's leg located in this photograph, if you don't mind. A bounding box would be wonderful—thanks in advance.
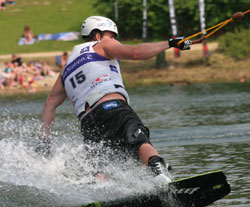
[138,143,159,165]
[139,143,172,184]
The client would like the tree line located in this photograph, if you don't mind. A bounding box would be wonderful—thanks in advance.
[93,0,250,41]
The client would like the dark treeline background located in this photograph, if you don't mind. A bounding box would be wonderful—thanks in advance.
[93,0,250,41]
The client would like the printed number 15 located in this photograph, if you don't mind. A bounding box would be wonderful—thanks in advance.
[69,71,86,89]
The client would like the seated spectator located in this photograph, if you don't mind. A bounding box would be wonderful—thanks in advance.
[27,61,43,81]
[12,61,24,87]
[11,54,23,66]
[56,52,68,70]
[2,61,14,88]
[18,25,36,45]
[41,61,55,77]
[23,25,35,44]
[26,71,36,93]
[0,0,6,11]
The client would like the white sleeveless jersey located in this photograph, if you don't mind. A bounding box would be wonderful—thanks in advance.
[62,41,129,117]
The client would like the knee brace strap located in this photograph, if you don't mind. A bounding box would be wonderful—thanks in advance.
[126,123,151,148]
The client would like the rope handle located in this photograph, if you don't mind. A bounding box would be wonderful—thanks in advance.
[177,9,250,45]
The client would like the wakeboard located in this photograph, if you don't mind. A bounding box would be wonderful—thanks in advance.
[80,170,231,207]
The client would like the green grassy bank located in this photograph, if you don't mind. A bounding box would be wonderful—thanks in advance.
[0,0,97,54]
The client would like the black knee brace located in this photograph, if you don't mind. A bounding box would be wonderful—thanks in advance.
[126,122,151,149]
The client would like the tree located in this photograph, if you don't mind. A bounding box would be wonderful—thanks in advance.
[92,0,171,40]
[92,0,250,40]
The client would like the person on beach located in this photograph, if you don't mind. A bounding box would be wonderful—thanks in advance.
[0,0,6,11]
[36,16,191,184]
[2,61,14,88]
[59,52,69,70]
[11,54,23,67]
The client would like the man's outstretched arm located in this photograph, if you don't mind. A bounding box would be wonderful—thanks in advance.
[100,37,191,60]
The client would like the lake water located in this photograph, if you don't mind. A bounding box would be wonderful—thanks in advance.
[0,83,250,207]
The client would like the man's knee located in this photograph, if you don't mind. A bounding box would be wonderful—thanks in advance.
[126,122,151,149]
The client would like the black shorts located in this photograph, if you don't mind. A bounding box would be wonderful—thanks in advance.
[80,99,151,157]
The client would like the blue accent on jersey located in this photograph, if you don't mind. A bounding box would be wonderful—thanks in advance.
[62,53,109,84]
[110,65,118,73]
[80,46,90,54]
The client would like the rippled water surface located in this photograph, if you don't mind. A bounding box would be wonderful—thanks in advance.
[0,82,250,207]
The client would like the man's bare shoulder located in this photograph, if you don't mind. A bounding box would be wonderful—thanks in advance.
[100,38,121,47]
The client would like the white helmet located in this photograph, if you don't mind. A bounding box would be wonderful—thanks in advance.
[81,16,118,36]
